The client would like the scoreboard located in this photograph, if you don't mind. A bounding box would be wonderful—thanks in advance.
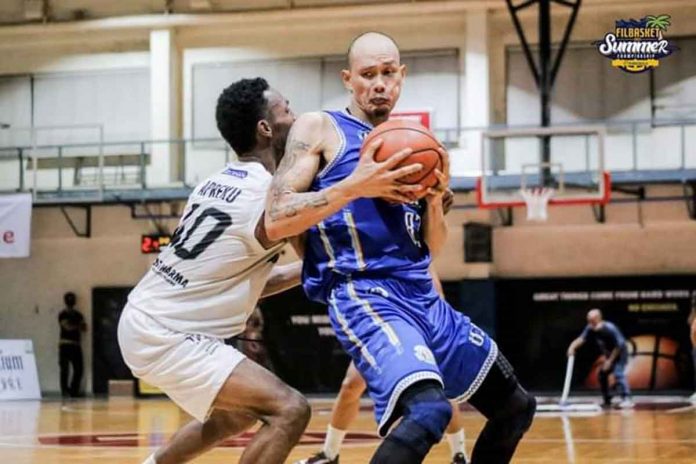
[140,234,171,254]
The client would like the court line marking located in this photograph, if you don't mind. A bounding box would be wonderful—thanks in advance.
[59,405,141,416]
[667,404,696,413]
[511,460,692,463]
[1,437,696,455]
[2,432,696,448]
[2,437,696,452]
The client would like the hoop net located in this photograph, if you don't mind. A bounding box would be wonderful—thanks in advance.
[519,187,555,221]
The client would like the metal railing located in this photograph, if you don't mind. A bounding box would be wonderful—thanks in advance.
[0,118,695,203]
[0,135,235,203]
[436,118,696,172]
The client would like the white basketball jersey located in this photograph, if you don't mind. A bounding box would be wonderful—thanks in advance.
[128,161,284,338]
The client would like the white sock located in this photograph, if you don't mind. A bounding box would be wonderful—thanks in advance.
[322,425,347,459]
[142,454,156,464]
[446,429,467,459]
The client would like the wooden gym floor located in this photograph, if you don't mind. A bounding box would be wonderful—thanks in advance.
[0,397,694,463]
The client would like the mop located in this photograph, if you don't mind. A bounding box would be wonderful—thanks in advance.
[536,356,602,413]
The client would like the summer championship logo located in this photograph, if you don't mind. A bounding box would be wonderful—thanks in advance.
[595,15,677,73]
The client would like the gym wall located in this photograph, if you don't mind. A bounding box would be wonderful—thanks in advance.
[0,196,694,393]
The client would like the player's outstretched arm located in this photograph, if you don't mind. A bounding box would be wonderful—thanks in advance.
[261,261,303,298]
[422,148,451,256]
[265,112,425,241]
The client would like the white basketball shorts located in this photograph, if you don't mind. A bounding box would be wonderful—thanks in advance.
[117,303,246,422]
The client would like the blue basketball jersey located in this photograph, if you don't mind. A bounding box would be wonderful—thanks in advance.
[302,110,432,304]
[301,112,497,436]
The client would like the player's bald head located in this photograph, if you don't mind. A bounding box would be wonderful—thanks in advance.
[347,31,400,68]
[587,308,603,324]
[342,31,405,124]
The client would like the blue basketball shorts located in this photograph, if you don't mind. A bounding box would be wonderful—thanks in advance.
[327,276,498,436]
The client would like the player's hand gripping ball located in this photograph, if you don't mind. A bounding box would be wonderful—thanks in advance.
[360,119,446,200]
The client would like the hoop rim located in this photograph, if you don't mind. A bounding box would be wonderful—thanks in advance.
[476,172,611,209]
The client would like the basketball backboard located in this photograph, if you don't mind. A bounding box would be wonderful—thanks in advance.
[476,126,611,209]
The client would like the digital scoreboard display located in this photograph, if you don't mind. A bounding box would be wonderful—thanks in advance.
[141,234,171,254]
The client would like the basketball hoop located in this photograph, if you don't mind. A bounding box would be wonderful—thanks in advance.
[476,126,611,216]
[519,187,555,221]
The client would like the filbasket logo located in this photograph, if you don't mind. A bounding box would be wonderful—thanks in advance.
[595,15,677,73]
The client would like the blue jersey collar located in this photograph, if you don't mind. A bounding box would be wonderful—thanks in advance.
[341,108,374,130]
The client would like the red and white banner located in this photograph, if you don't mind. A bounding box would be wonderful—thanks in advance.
[0,193,32,258]
[390,110,433,129]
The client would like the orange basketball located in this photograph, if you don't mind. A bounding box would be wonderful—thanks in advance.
[361,119,444,198]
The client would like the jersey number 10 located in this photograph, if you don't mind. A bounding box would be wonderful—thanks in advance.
[170,204,232,260]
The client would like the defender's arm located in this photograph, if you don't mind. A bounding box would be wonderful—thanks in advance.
[261,261,303,298]
[289,233,307,259]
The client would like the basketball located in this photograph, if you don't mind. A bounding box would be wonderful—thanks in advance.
[361,119,444,196]
[584,335,683,390]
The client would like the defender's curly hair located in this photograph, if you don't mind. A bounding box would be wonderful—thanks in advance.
[216,77,270,155]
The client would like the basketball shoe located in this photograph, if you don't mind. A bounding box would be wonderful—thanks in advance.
[618,398,635,409]
[294,451,338,464]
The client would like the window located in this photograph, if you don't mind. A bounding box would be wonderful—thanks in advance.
[190,49,460,143]
[33,69,150,145]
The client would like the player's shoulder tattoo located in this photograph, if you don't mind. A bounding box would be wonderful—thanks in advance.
[272,135,312,192]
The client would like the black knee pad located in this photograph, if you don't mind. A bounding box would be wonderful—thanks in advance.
[500,386,536,440]
[519,390,536,433]
[389,381,452,457]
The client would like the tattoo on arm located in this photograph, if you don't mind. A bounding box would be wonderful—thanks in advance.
[270,138,308,197]
[269,137,329,221]
[275,139,310,178]
[269,193,329,220]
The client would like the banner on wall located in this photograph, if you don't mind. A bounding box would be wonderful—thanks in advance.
[391,109,433,129]
[496,276,695,392]
[0,193,32,258]
[0,339,42,400]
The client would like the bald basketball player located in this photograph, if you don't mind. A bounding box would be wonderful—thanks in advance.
[265,31,535,464]
[118,78,310,464]
[567,309,634,408]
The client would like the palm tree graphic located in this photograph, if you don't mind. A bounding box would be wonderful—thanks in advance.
[645,15,671,39]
